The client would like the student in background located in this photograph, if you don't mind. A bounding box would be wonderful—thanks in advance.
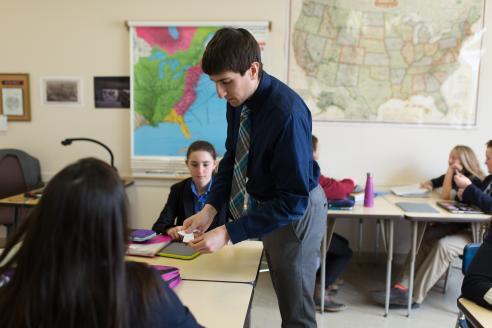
[312,134,353,312]
[454,140,492,213]
[0,158,200,328]
[152,140,227,240]
[454,140,492,308]
[374,145,485,308]
[421,145,484,200]
[461,221,492,309]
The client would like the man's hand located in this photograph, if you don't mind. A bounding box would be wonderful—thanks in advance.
[166,226,183,240]
[183,204,217,234]
[188,225,230,253]
[454,172,472,189]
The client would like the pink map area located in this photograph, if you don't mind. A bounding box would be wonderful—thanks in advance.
[174,65,202,116]
[136,27,196,55]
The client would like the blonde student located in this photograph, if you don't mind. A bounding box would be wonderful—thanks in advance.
[0,158,201,328]
[421,145,484,199]
[374,145,484,308]
[152,140,227,240]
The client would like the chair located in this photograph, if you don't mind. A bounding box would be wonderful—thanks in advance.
[0,150,43,236]
[455,243,481,328]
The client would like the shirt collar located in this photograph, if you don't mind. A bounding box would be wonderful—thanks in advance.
[191,178,213,197]
[244,70,271,113]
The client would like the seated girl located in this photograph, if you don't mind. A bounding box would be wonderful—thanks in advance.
[374,145,484,308]
[152,141,227,240]
[0,158,201,327]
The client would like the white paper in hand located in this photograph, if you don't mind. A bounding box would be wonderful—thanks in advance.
[178,230,194,243]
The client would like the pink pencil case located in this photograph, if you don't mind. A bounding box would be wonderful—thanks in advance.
[152,264,181,289]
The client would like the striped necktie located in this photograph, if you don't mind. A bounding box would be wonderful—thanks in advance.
[228,104,251,220]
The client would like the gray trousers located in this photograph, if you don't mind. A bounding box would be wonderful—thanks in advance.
[262,185,327,328]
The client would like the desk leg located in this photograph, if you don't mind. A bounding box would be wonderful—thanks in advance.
[384,219,394,317]
[407,221,417,317]
[358,218,363,258]
[471,223,480,243]
[407,221,427,317]
[380,219,387,252]
[321,217,337,314]
[375,220,380,255]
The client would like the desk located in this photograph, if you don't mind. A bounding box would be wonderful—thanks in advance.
[384,193,491,316]
[176,280,253,328]
[323,196,404,316]
[0,179,134,235]
[457,298,492,328]
[127,240,263,285]
[129,241,262,328]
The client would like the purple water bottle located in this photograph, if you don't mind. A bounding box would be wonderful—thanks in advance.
[364,172,374,207]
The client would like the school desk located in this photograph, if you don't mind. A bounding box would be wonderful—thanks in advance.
[176,280,253,328]
[384,193,491,317]
[324,196,404,316]
[127,240,263,285]
[0,179,134,234]
[458,298,492,328]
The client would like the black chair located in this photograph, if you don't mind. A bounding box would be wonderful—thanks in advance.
[0,150,43,236]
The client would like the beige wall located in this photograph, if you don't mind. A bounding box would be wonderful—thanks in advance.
[1,0,491,253]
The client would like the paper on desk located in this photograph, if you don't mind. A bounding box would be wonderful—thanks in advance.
[0,115,7,131]
[178,230,195,243]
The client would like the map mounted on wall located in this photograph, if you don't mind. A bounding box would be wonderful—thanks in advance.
[288,0,485,126]
[128,22,269,176]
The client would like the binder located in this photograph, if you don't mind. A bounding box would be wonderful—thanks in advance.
[157,241,200,260]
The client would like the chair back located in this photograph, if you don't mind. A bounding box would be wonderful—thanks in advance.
[0,155,27,199]
[0,150,42,228]
[462,243,481,275]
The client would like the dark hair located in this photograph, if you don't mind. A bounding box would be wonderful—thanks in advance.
[186,140,217,160]
[202,27,262,76]
[312,135,318,152]
[0,158,163,328]
[487,140,492,148]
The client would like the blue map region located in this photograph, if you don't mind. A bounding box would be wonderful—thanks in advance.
[134,73,227,157]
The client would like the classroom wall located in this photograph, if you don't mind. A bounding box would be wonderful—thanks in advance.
[1,0,491,254]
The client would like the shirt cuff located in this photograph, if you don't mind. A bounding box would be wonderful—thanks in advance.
[484,288,492,305]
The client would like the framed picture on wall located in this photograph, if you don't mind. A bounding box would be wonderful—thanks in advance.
[41,77,83,106]
[0,73,31,121]
[94,76,130,108]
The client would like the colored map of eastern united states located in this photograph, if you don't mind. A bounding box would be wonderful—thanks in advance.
[289,0,484,125]
[132,26,227,157]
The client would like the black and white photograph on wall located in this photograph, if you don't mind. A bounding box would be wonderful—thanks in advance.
[94,77,130,109]
[41,77,83,106]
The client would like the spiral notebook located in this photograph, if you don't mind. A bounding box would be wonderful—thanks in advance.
[436,201,483,214]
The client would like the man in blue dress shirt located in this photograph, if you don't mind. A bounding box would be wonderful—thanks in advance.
[184,27,326,327]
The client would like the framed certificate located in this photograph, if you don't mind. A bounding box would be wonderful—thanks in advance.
[0,74,30,121]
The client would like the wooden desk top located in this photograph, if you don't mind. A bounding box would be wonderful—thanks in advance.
[458,298,492,328]
[384,193,491,223]
[128,240,263,284]
[327,196,403,220]
[176,280,253,328]
[0,192,39,206]
[0,179,134,207]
